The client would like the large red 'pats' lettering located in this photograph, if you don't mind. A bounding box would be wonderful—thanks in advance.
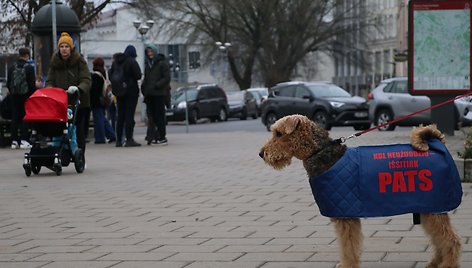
[393,171,407,192]
[404,170,418,192]
[418,169,433,191]
[379,172,392,193]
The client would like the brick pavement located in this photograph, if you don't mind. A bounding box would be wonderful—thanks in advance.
[0,127,470,268]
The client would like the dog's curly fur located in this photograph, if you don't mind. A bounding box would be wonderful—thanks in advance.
[260,115,461,268]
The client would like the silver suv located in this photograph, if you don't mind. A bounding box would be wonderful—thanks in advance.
[368,77,472,131]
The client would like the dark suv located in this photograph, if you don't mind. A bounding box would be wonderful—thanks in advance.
[260,81,370,131]
[166,84,229,124]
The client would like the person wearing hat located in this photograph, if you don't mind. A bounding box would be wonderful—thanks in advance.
[45,32,91,151]
[109,45,142,147]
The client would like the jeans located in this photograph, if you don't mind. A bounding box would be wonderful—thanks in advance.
[107,102,117,131]
[92,107,115,143]
[10,94,29,143]
[147,95,167,141]
[116,93,138,143]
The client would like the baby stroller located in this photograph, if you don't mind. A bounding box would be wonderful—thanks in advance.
[22,87,85,176]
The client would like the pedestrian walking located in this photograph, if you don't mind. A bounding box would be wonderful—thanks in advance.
[90,57,116,144]
[6,47,36,149]
[45,32,91,151]
[141,45,170,146]
[109,45,142,147]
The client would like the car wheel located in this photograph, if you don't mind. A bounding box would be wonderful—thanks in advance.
[313,111,332,130]
[218,108,228,122]
[265,112,278,131]
[375,109,396,131]
[189,109,198,124]
[353,124,371,131]
[252,111,258,119]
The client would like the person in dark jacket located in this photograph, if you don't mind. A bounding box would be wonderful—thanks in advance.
[110,45,142,147]
[90,57,116,144]
[45,32,91,151]
[6,47,36,149]
[141,45,171,145]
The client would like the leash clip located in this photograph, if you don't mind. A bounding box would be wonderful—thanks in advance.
[338,134,357,144]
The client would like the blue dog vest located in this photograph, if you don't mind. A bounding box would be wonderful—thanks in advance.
[309,139,462,218]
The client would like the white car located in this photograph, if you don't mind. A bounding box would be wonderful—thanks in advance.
[368,77,472,130]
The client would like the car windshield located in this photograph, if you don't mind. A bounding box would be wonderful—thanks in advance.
[172,89,198,102]
[307,84,351,97]
[227,91,244,101]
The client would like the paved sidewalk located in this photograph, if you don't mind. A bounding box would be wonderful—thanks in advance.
[0,128,470,268]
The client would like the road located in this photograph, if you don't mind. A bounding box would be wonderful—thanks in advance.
[138,117,415,135]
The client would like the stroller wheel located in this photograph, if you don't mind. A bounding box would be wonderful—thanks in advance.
[32,165,41,175]
[23,164,32,177]
[74,149,85,174]
[53,163,62,176]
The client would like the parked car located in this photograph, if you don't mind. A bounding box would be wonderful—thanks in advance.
[368,77,472,131]
[260,81,370,131]
[166,84,229,124]
[227,90,258,120]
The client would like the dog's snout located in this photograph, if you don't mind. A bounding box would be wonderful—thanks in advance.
[259,150,265,159]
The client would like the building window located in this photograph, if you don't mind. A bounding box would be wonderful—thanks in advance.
[189,51,200,69]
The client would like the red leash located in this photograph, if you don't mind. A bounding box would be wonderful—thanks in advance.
[337,92,472,143]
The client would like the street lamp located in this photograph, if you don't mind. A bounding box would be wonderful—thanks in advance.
[133,19,154,123]
[133,19,155,41]
[215,41,231,87]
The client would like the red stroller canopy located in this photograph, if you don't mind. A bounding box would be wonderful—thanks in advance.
[24,88,68,122]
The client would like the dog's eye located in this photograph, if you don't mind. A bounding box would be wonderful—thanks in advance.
[275,131,283,137]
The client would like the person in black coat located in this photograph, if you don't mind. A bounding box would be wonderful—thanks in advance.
[110,45,142,147]
[6,48,36,149]
[141,45,171,145]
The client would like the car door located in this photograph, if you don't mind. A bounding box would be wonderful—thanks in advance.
[385,80,430,121]
[275,86,297,117]
[197,88,212,117]
[293,85,314,117]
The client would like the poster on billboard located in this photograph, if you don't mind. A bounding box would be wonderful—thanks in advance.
[409,0,471,94]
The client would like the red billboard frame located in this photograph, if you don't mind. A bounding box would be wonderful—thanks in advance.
[408,0,472,95]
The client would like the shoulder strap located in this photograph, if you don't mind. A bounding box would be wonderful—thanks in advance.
[93,70,105,80]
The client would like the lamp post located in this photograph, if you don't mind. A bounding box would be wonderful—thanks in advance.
[168,53,181,82]
[215,41,231,87]
[132,19,154,123]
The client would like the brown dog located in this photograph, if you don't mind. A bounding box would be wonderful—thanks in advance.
[259,114,461,268]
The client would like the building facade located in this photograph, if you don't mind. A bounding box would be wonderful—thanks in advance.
[333,0,408,98]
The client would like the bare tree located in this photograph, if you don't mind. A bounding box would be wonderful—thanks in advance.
[132,0,373,89]
[0,0,113,48]
[133,0,264,90]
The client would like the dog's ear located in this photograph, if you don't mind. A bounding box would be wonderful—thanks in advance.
[284,116,301,134]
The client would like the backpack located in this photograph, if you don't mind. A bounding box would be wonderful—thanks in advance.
[93,71,113,107]
[110,63,127,97]
[10,63,29,95]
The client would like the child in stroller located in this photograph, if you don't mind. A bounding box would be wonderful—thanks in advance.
[22,86,85,176]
